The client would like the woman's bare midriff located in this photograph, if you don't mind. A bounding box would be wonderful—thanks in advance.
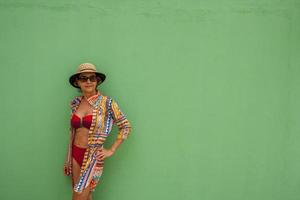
[73,127,89,148]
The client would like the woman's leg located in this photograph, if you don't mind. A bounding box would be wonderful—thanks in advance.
[88,193,93,200]
[72,158,91,200]
[72,187,91,200]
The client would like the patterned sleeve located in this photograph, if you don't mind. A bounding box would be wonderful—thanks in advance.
[111,98,132,140]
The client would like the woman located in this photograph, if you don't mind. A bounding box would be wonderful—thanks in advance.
[63,63,132,200]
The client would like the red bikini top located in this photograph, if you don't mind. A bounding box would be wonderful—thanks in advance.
[71,113,93,129]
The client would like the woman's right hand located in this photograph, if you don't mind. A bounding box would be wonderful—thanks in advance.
[63,165,72,176]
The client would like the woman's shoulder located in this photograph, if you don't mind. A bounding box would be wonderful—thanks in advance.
[100,93,114,102]
[70,95,82,108]
[99,94,118,109]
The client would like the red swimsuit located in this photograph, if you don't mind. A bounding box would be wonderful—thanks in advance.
[71,114,93,167]
[71,114,93,130]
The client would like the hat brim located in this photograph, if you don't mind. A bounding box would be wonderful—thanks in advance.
[69,71,106,88]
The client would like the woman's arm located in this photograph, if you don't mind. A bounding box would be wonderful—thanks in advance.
[103,138,123,158]
[103,98,132,158]
[63,98,78,175]
[63,126,74,176]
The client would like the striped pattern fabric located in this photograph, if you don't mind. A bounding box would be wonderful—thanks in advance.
[64,91,132,193]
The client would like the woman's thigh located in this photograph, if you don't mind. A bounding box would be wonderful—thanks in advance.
[72,158,91,200]
[72,158,81,186]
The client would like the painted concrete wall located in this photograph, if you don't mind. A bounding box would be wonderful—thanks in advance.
[0,1,299,200]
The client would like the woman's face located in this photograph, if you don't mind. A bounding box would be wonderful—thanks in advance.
[76,72,99,93]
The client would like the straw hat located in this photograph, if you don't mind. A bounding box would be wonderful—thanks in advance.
[69,63,106,88]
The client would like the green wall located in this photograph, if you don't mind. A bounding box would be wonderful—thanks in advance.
[0,1,299,200]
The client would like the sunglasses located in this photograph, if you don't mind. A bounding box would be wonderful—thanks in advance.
[77,75,99,82]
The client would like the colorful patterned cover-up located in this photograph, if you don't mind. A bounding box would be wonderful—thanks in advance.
[64,91,132,193]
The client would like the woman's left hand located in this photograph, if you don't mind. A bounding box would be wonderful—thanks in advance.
[102,148,115,159]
